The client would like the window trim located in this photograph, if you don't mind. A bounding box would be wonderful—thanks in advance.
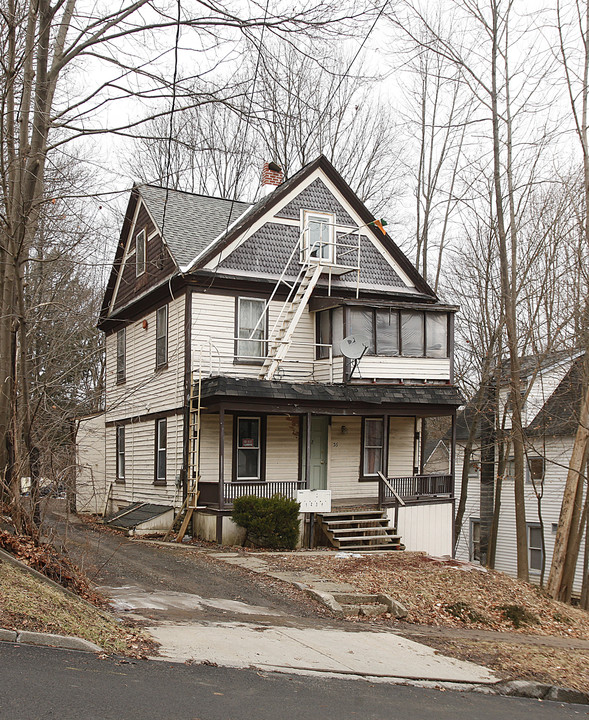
[155,304,168,369]
[154,418,167,485]
[232,415,266,483]
[136,228,146,277]
[360,416,385,480]
[526,456,545,485]
[235,297,268,364]
[116,327,126,384]
[301,210,335,264]
[527,522,544,574]
[116,425,125,483]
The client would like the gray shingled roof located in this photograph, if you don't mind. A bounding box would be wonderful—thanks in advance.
[199,376,464,408]
[138,185,251,267]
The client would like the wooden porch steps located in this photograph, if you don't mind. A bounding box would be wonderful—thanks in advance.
[316,510,404,551]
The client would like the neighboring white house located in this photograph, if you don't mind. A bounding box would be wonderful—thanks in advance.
[453,352,588,595]
[77,156,462,549]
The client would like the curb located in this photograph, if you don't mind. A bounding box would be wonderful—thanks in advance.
[475,679,589,705]
[0,626,103,653]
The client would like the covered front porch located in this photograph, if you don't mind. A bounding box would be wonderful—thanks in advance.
[190,377,460,522]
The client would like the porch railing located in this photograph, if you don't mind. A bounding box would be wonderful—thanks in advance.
[378,474,453,505]
[197,480,305,508]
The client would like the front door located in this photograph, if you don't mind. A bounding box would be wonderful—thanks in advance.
[309,417,329,490]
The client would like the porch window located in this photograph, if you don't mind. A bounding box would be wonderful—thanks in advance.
[400,311,424,357]
[376,309,399,355]
[302,211,334,263]
[470,519,481,562]
[116,426,125,482]
[156,304,168,368]
[236,417,262,481]
[136,228,146,276]
[116,327,126,383]
[350,308,375,353]
[316,307,344,359]
[425,313,448,358]
[236,297,267,360]
[155,418,167,483]
[362,417,384,477]
[527,523,543,573]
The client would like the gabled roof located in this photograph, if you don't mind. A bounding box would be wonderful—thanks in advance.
[137,186,251,268]
[527,356,585,437]
[102,155,438,320]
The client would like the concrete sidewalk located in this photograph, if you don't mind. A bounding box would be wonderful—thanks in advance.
[149,620,497,682]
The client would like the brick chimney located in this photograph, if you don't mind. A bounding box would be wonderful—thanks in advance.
[261,161,284,196]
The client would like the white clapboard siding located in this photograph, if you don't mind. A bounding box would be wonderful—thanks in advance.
[106,415,184,509]
[105,296,185,422]
[266,416,300,481]
[199,414,233,483]
[393,502,453,556]
[191,292,322,381]
[455,438,587,594]
[388,417,415,476]
[76,415,107,514]
[327,416,366,498]
[356,356,451,382]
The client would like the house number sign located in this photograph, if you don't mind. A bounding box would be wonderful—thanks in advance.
[296,489,332,513]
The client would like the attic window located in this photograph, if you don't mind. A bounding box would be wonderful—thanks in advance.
[136,229,146,276]
[302,211,334,263]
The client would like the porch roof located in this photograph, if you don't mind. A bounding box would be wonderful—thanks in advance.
[199,376,463,415]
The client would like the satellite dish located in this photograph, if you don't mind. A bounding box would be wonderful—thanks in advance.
[340,334,370,359]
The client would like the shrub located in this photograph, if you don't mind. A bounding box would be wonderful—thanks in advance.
[231,494,300,550]
[443,601,489,625]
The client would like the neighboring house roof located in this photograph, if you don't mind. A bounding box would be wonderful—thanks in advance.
[496,349,580,383]
[137,186,251,268]
[527,356,585,437]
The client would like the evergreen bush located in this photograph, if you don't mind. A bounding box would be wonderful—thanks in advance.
[231,494,300,550]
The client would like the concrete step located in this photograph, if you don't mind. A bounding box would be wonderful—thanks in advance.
[339,602,389,617]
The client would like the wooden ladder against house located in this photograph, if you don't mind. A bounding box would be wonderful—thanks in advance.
[316,510,405,551]
[260,263,323,381]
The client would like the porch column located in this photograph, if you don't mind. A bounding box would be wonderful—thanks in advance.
[305,412,312,488]
[451,412,457,558]
[219,407,225,510]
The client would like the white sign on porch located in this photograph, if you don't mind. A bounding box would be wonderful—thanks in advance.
[296,489,332,513]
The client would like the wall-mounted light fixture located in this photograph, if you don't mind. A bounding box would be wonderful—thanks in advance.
[340,425,348,435]
[142,319,148,330]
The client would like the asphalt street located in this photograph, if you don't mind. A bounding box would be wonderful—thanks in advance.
[1,644,587,720]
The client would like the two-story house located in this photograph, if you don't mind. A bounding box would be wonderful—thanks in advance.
[76,156,462,552]
[452,351,588,596]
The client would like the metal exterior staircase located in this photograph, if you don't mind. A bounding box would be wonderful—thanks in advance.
[316,510,404,551]
[260,263,323,381]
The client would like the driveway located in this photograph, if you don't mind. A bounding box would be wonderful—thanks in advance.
[48,509,496,684]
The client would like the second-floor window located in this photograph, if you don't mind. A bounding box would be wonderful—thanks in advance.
[527,457,544,485]
[136,228,146,276]
[156,305,168,367]
[116,327,126,383]
[236,297,266,360]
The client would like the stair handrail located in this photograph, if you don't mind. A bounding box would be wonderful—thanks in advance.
[378,472,406,507]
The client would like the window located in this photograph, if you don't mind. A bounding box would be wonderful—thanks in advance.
[527,457,544,485]
[236,417,262,481]
[376,309,399,356]
[136,229,146,276]
[155,418,167,483]
[116,426,125,482]
[467,458,480,477]
[346,308,448,359]
[470,519,481,562]
[116,328,126,383]
[401,311,425,357]
[316,307,344,359]
[236,297,266,360]
[528,523,543,573]
[302,211,334,262]
[426,313,448,358]
[362,418,384,477]
[156,305,168,367]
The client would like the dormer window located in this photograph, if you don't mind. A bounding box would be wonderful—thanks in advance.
[302,211,334,263]
[136,228,146,276]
